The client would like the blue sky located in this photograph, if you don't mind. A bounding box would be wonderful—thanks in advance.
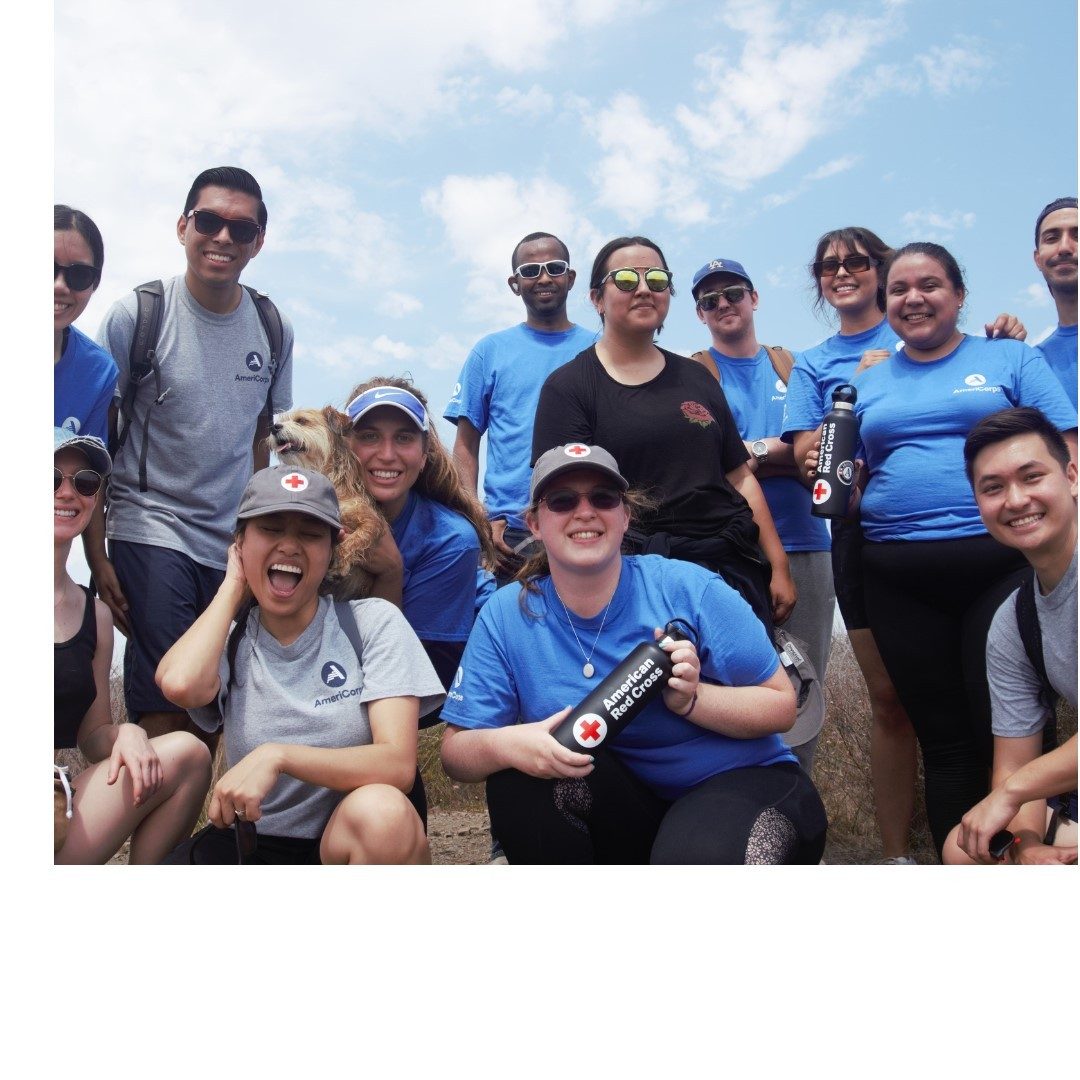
[52,0,1077,458]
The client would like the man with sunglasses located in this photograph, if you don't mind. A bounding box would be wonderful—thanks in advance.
[92,166,294,743]
[690,258,834,771]
[445,232,596,583]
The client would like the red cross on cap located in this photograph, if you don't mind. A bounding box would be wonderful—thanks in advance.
[564,443,590,457]
[282,472,309,491]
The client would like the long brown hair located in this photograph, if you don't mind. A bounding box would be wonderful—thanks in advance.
[344,375,497,568]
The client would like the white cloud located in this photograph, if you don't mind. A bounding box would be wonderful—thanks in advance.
[495,85,555,116]
[804,156,860,182]
[1019,282,1053,309]
[899,209,977,241]
[379,292,424,318]
[588,93,709,227]
[918,40,990,95]
[302,333,414,372]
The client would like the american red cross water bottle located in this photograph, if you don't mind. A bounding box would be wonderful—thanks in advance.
[552,623,687,751]
[811,383,859,519]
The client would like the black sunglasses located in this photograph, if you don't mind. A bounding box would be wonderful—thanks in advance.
[54,467,103,497]
[55,261,100,292]
[186,209,262,245]
[813,254,878,277]
[601,267,672,293]
[515,260,570,279]
[696,285,751,310]
[541,487,624,514]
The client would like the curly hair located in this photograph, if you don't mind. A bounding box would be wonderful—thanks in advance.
[344,375,497,569]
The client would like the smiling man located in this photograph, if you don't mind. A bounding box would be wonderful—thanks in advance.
[1033,197,1078,409]
[942,407,1078,864]
[93,166,294,741]
[445,232,596,582]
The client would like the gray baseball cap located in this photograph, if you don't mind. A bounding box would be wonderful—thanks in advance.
[54,427,112,476]
[530,443,629,502]
[236,465,342,532]
[774,628,825,747]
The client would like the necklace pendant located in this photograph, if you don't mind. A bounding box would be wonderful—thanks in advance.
[582,662,595,678]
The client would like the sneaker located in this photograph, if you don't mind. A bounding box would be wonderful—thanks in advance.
[489,837,508,865]
[880,854,917,865]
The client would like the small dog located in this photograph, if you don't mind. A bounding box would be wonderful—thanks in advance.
[269,406,386,601]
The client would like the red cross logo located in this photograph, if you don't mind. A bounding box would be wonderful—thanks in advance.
[565,443,590,457]
[573,713,607,747]
[812,479,831,504]
[282,471,308,491]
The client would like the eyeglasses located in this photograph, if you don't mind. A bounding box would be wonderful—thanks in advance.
[541,487,624,514]
[186,209,262,245]
[514,260,570,279]
[696,286,751,310]
[54,467,103,497]
[55,261,100,292]
[600,267,673,293]
[813,254,878,277]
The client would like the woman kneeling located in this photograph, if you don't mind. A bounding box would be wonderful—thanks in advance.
[439,444,828,864]
[157,466,444,864]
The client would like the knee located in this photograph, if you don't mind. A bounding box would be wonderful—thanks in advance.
[150,730,212,781]
[867,679,908,725]
[941,824,976,866]
[323,785,427,864]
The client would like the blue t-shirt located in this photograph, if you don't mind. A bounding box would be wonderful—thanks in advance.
[54,325,119,444]
[444,322,598,530]
[854,335,1078,542]
[1037,324,1078,409]
[782,319,899,440]
[709,346,830,553]
[441,554,794,801]
[391,491,481,643]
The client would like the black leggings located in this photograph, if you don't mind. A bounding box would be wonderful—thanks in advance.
[486,751,827,864]
[862,534,1028,854]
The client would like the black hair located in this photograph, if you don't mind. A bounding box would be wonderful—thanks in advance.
[963,407,1072,485]
[589,235,673,292]
[1034,197,1077,247]
[809,226,892,316]
[183,166,267,229]
[884,241,966,296]
[54,204,104,278]
[511,232,570,270]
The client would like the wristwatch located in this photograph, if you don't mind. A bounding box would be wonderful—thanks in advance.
[751,439,769,466]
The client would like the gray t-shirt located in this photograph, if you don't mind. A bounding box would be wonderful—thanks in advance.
[191,597,445,839]
[98,276,294,569]
[987,550,1077,738]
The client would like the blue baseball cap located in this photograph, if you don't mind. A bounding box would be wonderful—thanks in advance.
[691,258,753,298]
[345,386,429,432]
[54,427,112,476]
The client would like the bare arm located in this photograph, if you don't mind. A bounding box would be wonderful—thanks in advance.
[252,411,270,473]
[792,427,822,488]
[743,437,800,481]
[452,418,481,493]
[75,600,118,761]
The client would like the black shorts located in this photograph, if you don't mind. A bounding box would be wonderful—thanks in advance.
[830,518,869,631]
[111,539,225,717]
[162,824,323,864]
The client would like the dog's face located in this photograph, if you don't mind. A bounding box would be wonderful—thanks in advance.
[269,407,350,472]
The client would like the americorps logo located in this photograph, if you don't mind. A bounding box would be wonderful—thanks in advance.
[246,351,264,371]
[964,373,986,387]
[321,661,347,687]
[953,372,1000,396]
[447,666,465,703]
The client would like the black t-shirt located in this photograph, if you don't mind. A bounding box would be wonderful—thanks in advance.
[532,346,752,540]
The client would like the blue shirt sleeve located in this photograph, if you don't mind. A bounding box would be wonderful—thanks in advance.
[441,600,521,730]
[444,344,492,432]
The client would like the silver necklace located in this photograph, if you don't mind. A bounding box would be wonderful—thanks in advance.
[553,585,613,678]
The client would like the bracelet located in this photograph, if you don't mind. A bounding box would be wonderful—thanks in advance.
[679,691,698,718]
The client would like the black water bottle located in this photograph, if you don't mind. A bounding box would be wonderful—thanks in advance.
[552,623,688,751]
[811,383,859,519]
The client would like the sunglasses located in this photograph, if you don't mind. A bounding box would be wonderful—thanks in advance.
[696,285,751,310]
[541,487,624,514]
[601,267,673,293]
[813,254,878,278]
[55,261,100,292]
[515,260,570,279]
[54,467,104,497]
[186,209,262,245]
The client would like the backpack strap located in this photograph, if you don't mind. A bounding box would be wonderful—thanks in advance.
[333,600,365,668]
[689,348,722,385]
[764,345,795,384]
[1015,571,1057,714]
[244,286,284,434]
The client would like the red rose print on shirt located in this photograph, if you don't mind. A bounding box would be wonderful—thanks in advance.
[680,401,714,427]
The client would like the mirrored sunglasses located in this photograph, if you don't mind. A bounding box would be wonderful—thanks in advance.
[602,267,672,293]
[515,260,570,279]
[813,254,877,277]
[186,209,262,245]
[55,261,100,292]
[54,467,103,497]
[696,286,750,310]
[541,487,624,513]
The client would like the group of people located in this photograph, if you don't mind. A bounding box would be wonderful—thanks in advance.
[54,163,1078,865]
